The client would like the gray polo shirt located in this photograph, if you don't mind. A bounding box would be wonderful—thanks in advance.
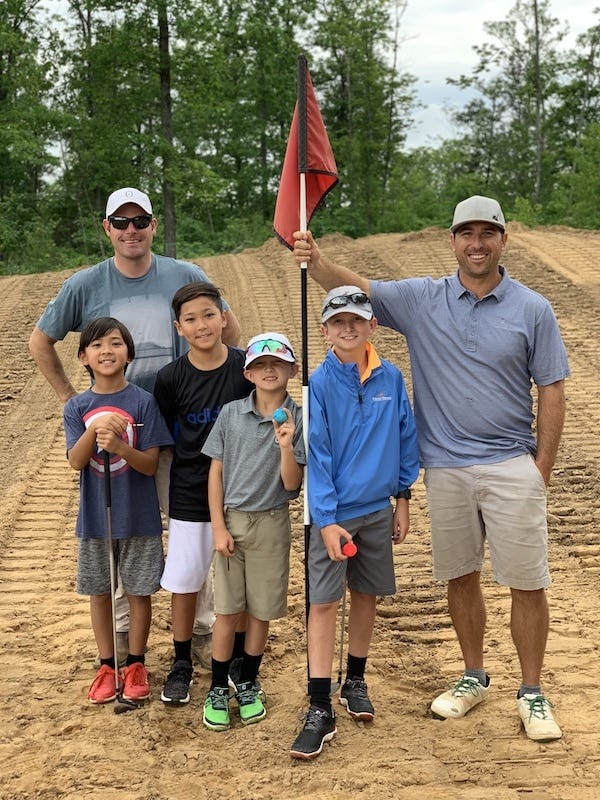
[202,392,305,511]
[371,267,570,468]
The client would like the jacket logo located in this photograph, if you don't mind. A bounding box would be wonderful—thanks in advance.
[372,392,392,402]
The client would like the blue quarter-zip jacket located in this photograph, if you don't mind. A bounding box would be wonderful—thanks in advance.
[308,347,420,529]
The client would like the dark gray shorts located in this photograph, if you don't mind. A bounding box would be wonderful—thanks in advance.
[77,537,164,596]
[308,506,396,604]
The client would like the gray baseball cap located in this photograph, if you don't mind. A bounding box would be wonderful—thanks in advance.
[450,195,505,233]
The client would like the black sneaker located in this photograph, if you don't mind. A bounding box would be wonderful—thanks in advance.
[160,659,193,705]
[339,677,374,721]
[290,705,337,760]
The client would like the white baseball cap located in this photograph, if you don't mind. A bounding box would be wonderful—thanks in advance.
[321,285,373,323]
[450,195,505,233]
[244,332,296,368]
[105,187,153,218]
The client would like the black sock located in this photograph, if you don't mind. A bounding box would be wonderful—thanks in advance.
[100,657,115,669]
[211,657,231,690]
[346,654,367,680]
[309,677,332,714]
[174,638,192,664]
[240,652,263,684]
[126,654,145,666]
[232,631,246,660]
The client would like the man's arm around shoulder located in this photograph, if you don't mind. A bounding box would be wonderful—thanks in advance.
[29,326,77,403]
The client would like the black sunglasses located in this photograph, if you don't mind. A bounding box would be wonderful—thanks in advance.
[108,215,153,230]
[323,292,370,311]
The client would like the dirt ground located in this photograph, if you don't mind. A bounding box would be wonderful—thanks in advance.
[1,226,599,800]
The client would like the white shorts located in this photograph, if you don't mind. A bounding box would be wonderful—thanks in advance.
[160,518,214,594]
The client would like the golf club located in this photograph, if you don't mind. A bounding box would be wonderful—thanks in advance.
[331,539,356,692]
[102,449,138,714]
[330,586,347,694]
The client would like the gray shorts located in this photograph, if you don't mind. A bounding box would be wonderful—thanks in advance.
[77,536,164,596]
[308,506,396,604]
[213,506,291,620]
[424,454,550,590]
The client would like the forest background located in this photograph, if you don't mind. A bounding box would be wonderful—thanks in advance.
[1,0,599,275]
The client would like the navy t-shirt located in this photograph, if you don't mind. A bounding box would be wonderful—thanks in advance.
[63,383,173,538]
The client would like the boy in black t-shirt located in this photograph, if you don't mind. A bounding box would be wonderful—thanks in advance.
[154,283,253,705]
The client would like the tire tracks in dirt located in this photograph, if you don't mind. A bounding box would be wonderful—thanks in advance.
[1,229,599,799]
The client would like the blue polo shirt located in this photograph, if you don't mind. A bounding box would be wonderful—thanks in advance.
[371,267,570,468]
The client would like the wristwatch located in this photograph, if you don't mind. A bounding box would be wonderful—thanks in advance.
[396,489,412,500]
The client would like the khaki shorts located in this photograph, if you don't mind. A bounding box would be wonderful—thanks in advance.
[424,454,550,590]
[213,506,291,620]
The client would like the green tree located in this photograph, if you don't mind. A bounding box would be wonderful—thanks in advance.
[0,0,58,270]
[309,0,417,236]
[446,0,566,209]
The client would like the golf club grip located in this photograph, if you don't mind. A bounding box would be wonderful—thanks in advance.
[102,449,111,508]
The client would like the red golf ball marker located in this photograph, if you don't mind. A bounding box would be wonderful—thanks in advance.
[342,541,357,557]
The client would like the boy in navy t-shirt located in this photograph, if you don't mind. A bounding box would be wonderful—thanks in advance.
[64,317,173,705]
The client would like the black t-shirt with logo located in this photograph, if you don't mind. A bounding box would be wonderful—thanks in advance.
[154,347,253,521]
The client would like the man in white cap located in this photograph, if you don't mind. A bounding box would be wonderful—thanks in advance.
[290,195,569,744]
[29,186,241,667]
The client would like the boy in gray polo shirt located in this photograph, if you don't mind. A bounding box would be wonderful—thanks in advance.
[201,332,305,730]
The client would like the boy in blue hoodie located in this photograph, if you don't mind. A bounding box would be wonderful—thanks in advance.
[290,286,419,760]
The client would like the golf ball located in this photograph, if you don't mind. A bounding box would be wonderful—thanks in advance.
[342,541,357,557]
[273,408,287,424]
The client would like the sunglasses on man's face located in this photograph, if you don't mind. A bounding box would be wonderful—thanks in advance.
[323,292,370,311]
[245,339,295,359]
[108,215,153,230]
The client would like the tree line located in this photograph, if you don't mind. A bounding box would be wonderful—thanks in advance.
[1,0,598,274]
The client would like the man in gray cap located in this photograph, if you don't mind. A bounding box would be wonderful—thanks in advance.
[30,186,241,668]
[290,195,569,743]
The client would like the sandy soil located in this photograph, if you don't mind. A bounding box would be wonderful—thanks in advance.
[1,226,599,800]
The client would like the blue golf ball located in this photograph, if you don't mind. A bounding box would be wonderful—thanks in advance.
[273,408,287,424]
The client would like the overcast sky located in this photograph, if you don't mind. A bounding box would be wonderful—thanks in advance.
[400,1,599,148]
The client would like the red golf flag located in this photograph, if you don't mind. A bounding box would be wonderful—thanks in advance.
[273,56,338,249]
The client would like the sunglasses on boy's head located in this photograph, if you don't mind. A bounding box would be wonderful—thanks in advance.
[245,339,295,359]
[108,214,153,230]
[323,292,370,311]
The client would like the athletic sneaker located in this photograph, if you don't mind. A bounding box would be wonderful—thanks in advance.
[228,657,266,701]
[191,633,212,671]
[235,681,266,725]
[290,706,337,760]
[517,693,562,742]
[431,675,491,719]
[339,677,375,721]
[121,662,151,702]
[203,686,231,731]
[161,660,193,705]
[88,664,119,704]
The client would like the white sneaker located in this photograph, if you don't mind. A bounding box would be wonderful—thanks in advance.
[431,675,490,719]
[517,694,562,742]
